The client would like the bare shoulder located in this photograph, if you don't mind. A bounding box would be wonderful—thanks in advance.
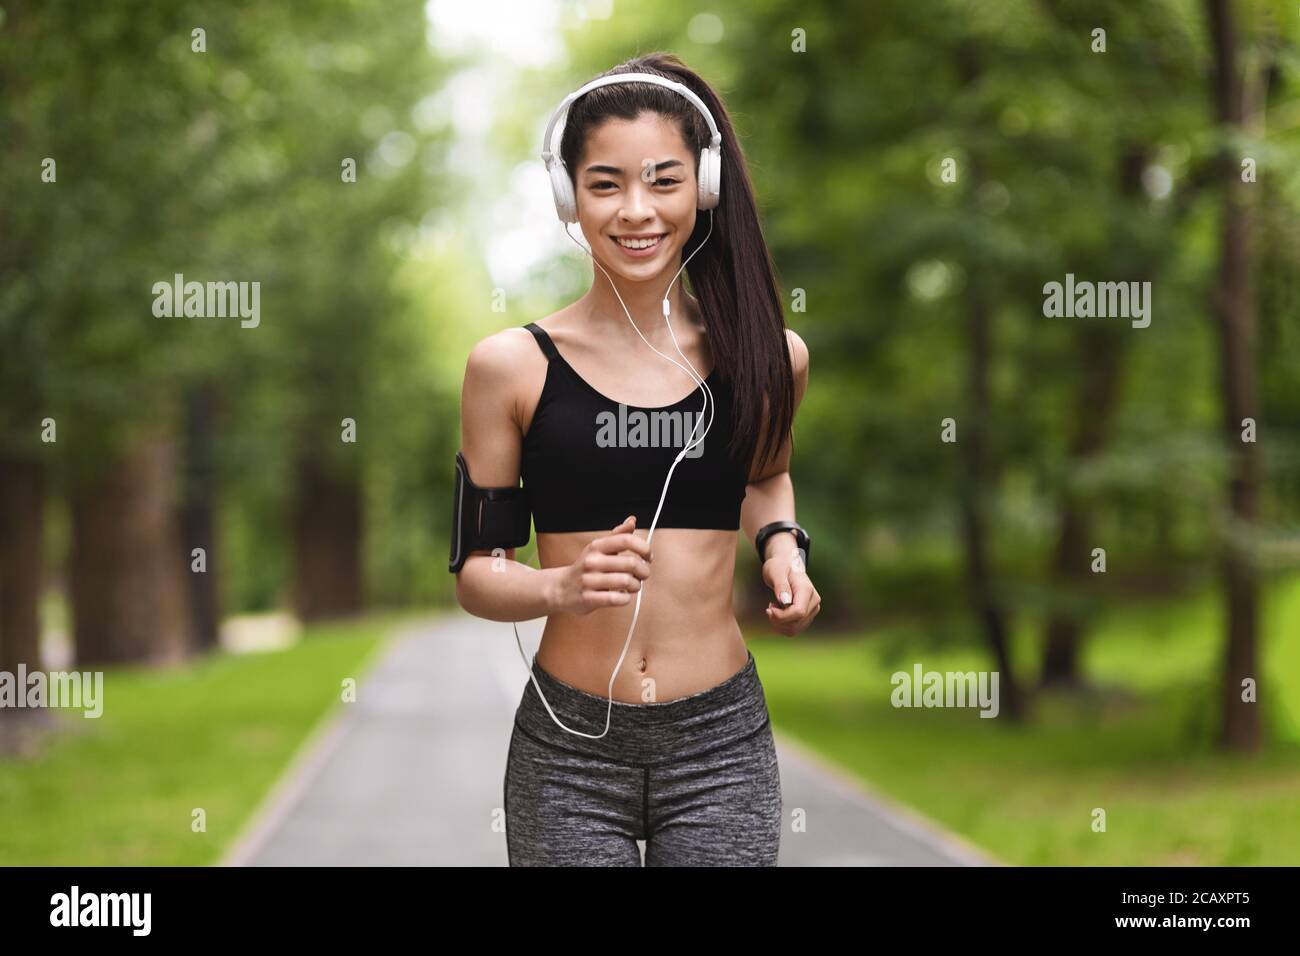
[459,325,549,486]
[464,325,540,382]
[465,323,548,400]
[785,327,809,405]
[785,327,809,373]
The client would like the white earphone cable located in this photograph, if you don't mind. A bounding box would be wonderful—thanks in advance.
[512,209,717,739]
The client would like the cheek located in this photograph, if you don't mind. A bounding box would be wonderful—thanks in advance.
[576,201,606,234]
[676,208,698,238]
[580,191,621,224]
[669,195,696,229]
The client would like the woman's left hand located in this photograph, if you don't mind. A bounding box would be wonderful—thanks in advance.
[762,550,820,635]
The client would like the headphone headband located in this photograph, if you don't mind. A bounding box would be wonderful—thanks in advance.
[541,72,722,164]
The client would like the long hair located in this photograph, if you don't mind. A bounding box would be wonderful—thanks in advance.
[558,52,794,479]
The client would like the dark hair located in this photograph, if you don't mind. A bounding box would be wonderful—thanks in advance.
[559,52,794,478]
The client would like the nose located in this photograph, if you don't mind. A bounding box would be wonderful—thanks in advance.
[619,181,654,223]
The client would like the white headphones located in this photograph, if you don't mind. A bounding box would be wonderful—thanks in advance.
[541,72,723,223]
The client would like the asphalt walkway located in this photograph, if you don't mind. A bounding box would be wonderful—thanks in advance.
[222,613,998,867]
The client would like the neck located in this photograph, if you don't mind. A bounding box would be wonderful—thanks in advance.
[580,263,700,345]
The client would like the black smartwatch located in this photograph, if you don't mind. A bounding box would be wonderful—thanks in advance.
[755,520,810,570]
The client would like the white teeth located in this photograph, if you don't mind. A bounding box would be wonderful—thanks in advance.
[615,235,663,249]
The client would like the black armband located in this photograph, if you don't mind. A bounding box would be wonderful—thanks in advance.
[448,450,532,573]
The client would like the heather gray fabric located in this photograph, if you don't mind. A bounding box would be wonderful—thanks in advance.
[504,649,783,866]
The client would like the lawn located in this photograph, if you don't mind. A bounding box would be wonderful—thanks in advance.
[0,612,417,866]
[747,573,1300,866]
[5,579,1296,867]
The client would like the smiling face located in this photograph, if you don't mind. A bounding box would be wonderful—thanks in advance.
[574,111,699,282]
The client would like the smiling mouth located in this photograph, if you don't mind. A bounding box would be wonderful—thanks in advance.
[611,233,666,250]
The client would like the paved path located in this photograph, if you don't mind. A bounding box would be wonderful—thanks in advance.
[222,613,998,867]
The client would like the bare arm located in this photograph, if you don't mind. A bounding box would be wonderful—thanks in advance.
[453,331,558,622]
[740,327,820,633]
[452,330,653,622]
[739,327,809,564]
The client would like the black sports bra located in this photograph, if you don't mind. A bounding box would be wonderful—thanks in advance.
[519,322,748,533]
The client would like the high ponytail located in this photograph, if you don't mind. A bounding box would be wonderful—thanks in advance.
[558,52,795,478]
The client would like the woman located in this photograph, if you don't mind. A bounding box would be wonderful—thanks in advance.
[453,52,819,866]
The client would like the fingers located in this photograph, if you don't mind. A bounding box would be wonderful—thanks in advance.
[567,517,655,614]
[586,552,652,579]
[768,574,811,617]
[584,588,633,606]
[767,578,821,635]
[768,566,793,608]
[591,517,653,562]
[581,571,643,593]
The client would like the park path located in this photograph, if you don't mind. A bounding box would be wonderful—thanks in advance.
[221,613,999,867]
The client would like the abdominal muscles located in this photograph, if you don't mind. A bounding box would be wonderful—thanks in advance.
[533,527,748,702]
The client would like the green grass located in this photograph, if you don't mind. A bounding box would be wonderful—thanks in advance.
[6,579,1297,867]
[747,573,1300,866]
[0,611,420,866]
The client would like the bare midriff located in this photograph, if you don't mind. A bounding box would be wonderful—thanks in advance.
[533,527,749,703]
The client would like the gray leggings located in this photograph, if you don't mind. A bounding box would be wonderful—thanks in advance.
[504,649,783,866]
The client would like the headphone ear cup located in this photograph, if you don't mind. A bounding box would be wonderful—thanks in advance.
[549,160,578,223]
[697,147,711,208]
[697,146,721,210]
[711,146,722,206]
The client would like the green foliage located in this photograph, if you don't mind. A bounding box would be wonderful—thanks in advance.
[4,0,1298,628]
[524,0,1300,621]
[749,571,1300,864]
[2,0,453,610]
[0,612,395,866]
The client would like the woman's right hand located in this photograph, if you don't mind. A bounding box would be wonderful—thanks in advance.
[548,515,653,616]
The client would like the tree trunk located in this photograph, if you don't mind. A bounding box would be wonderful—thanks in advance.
[1204,0,1261,752]
[0,455,45,677]
[1039,326,1125,687]
[290,450,364,622]
[69,431,195,667]
[180,384,221,653]
[952,46,1023,721]
[956,279,1023,722]
[1040,148,1144,688]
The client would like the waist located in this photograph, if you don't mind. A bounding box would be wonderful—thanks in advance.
[536,612,746,691]
[513,648,771,766]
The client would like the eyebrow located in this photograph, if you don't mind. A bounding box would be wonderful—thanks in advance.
[583,159,685,176]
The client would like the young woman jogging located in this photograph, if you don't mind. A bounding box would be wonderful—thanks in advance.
[451,52,818,866]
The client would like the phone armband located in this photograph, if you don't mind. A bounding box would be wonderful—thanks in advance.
[449,451,532,573]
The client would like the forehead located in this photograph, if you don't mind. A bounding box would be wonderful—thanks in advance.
[580,112,689,164]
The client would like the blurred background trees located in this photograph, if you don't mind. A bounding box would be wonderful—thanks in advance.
[1,0,449,672]
[2,0,1298,755]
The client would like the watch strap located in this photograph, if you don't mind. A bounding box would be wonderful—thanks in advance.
[756,520,810,569]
